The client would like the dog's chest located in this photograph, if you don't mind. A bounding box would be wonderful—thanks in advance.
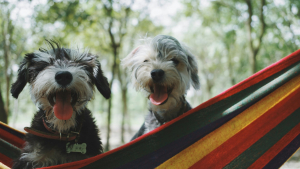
[21,142,89,167]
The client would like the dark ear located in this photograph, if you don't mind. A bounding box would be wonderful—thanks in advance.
[94,63,111,99]
[11,58,29,99]
[185,49,200,90]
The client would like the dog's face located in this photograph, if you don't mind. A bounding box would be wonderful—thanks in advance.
[122,35,200,111]
[11,41,110,132]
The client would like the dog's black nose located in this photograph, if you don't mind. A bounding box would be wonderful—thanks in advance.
[151,69,165,82]
[55,71,73,86]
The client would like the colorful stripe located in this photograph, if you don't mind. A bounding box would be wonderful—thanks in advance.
[189,84,300,169]
[0,122,25,167]
[158,73,300,169]
[0,122,25,148]
[249,123,300,169]
[224,108,300,169]
[0,138,22,167]
[263,136,300,169]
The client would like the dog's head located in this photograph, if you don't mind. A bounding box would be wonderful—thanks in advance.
[11,40,110,132]
[122,35,199,110]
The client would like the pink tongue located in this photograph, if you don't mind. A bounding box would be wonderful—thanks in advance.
[53,91,73,120]
[150,85,168,105]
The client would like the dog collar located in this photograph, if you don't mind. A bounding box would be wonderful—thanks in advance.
[24,127,78,141]
[24,117,82,142]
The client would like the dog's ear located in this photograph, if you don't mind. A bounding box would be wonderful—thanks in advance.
[185,49,200,90]
[121,46,141,69]
[11,57,30,99]
[94,63,111,99]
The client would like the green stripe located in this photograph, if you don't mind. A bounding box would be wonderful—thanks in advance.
[83,62,300,169]
[224,108,300,169]
[0,138,21,159]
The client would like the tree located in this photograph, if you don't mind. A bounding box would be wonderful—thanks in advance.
[0,1,28,123]
[101,0,133,150]
[245,0,266,74]
[0,1,14,122]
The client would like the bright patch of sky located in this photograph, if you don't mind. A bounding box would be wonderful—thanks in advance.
[273,0,285,6]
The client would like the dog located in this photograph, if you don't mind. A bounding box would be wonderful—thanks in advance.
[122,35,200,140]
[11,40,111,168]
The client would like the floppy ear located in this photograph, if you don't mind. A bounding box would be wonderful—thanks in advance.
[121,46,141,70]
[184,49,200,90]
[94,62,111,99]
[11,58,29,99]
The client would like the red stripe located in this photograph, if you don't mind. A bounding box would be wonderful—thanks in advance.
[189,85,300,169]
[248,123,300,169]
[0,152,13,168]
[0,128,25,148]
[38,50,300,168]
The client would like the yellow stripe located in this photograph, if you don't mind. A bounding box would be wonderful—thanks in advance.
[156,74,300,169]
[0,162,10,169]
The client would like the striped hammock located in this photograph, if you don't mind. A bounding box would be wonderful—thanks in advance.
[1,49,300,169]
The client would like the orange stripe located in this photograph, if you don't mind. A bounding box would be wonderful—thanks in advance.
[248,123,300,169]
[189,86,300,169]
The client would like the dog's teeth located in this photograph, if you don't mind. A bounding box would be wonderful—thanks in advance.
[53,97,56,103]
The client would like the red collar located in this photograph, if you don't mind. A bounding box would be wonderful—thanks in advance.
[24,118,82,141]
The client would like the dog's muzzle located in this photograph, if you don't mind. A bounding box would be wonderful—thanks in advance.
[55,71,73,86]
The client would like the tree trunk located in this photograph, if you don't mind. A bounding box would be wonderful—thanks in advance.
[103,0,132,150]
[120,87,128,143]
[0,87,8,123]
[226,46,236,85]
[116,60,129,144]
[105,61,117,151]
[245,0,266,74]
[1,8,14,123]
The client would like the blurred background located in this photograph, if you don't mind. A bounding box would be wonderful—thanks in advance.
[0,0,299,167]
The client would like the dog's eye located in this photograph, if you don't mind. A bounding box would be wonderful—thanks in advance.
[144,60,149,62]
[171,59,179,65]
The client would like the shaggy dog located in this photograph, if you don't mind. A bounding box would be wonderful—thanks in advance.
[11,41,110,168]
[122,35,200,140]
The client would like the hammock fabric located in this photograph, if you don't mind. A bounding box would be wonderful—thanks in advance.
[1,49,300,169]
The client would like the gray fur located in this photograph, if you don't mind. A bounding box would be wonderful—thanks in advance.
[122,35,200,140]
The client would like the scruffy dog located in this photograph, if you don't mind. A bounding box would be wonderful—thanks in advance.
[11,41,111,168]
[122,35,200,140]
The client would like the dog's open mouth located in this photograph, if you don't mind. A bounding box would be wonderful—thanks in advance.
[149,84,173,105]
[48,90,75,120]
